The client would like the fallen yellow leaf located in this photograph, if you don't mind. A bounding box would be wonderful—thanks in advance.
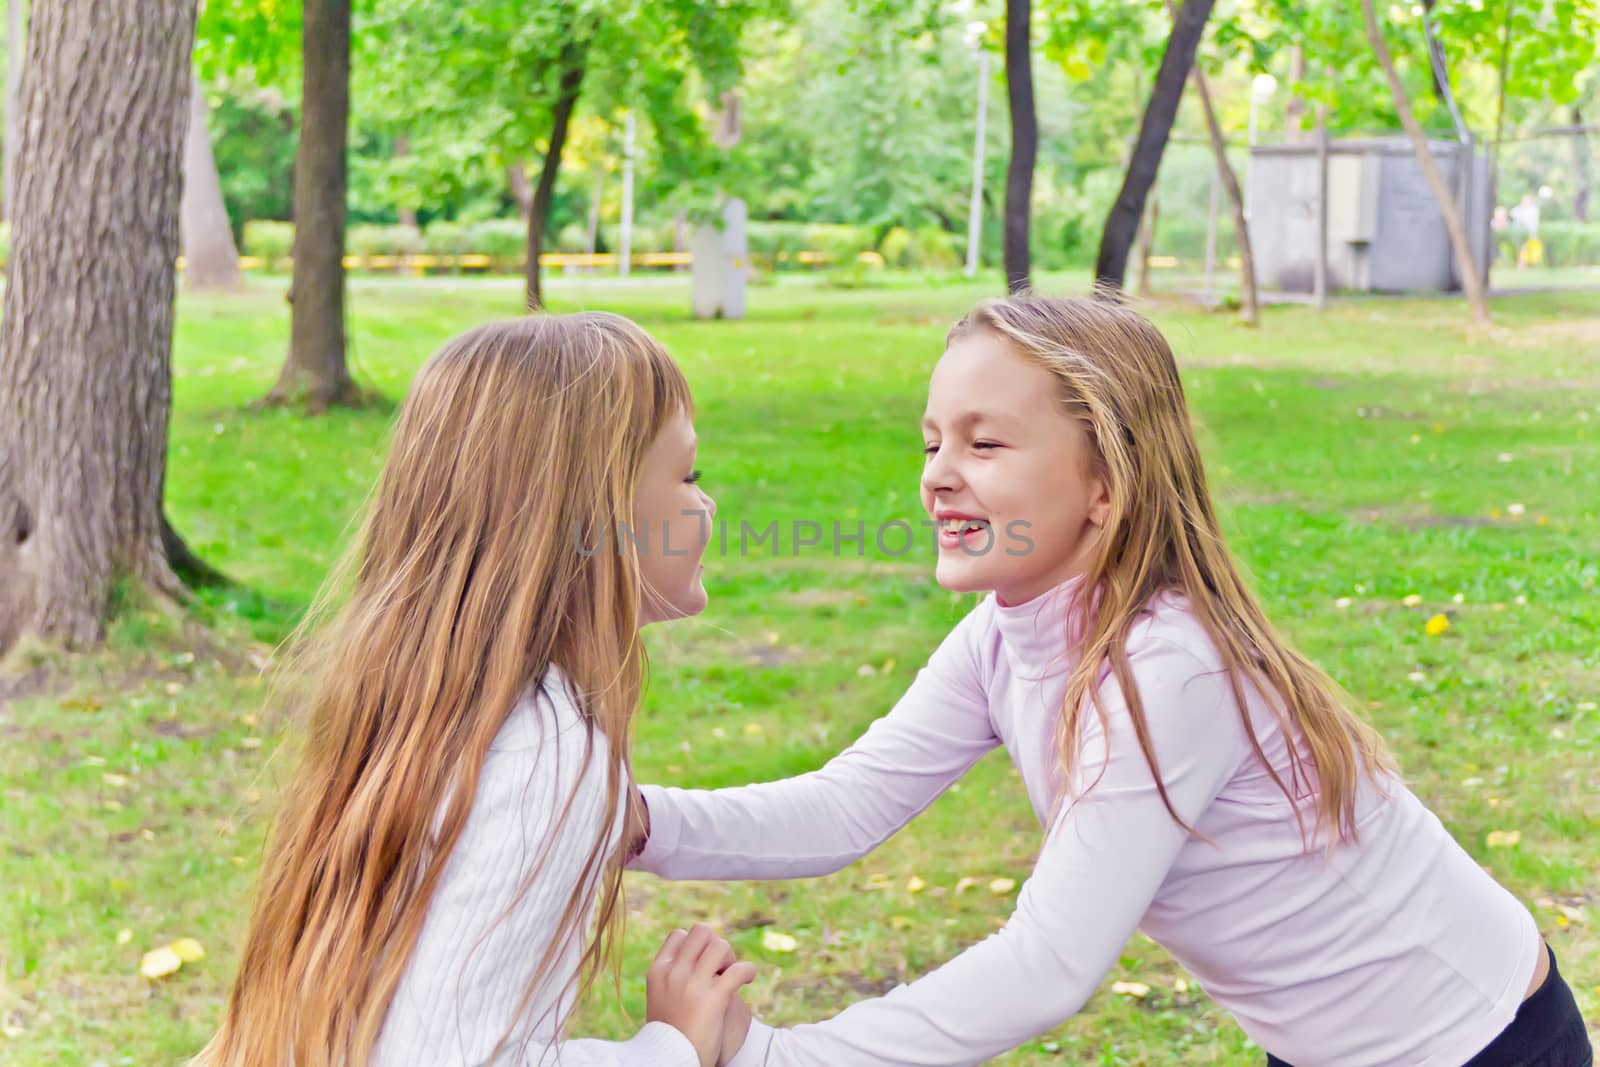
[954,876,978,895]
[760,930,798,953]
[906,875,926,894]
[115,928,133,945]
[741,722,765,738]
[889,915,913,930]
[140,945,183,979]
[1424,614,1450,636]
[1402,594,1423,607]
[988,877,1017,895]
[1111,981,1151,998]
[1486,830,1521,848]
[170,938,205,963]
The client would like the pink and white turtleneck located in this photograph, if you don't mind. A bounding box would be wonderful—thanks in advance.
[632,576,1540,1067]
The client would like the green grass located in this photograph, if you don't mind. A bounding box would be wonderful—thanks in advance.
[3,274,1598,1065]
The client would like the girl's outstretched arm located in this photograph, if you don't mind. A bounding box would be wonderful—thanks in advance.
[723,639,1245,1067]
[630,604,1000,881]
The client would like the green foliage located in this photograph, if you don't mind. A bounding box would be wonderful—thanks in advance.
[242,221,295,265]
[472,219,530,265]
[1537,221,1600,266]
[422,220,473,256]
[205,81,297,233]
[346,223,424,258]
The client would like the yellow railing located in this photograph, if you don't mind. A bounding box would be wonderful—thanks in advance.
[173,249,887,272]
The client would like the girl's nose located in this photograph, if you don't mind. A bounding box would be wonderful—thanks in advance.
[921,447,961,496]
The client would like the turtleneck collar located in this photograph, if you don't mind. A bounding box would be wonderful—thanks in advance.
[991,573,1086,681]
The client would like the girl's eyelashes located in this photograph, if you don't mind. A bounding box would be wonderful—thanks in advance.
[923,441,1003,455]
[686,469,703,485]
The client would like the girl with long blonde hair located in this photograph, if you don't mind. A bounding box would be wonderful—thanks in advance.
[631,294,1591,1067]
[200,313,753,1067]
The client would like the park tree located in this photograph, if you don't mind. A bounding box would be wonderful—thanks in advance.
[1093,0,1214,293]
[182,72,246,291]
[356,0,776,309]
[266,0,360,407]
[4,0,22,223]
[1003,0,1037,292]
[0,0,199,653]
[736,1,1009,236]
[1185,23,1258,324]
[196,0,366,409]
[1360,0,1491,323]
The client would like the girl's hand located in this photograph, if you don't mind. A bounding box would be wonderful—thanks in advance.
[646,924,756,1067]
[717,989,753,1067]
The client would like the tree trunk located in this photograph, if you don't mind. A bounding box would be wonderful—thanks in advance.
[526,44,585,310]
[1284,45,1306,144]
[1002,0,1035,294]
[1095,0,1214,293]
[4,0,22,224]
[1135,193,1158,297]
[264,0,364,410]
[1360,0,1490,324]
[1572,107,1591,222]
[1179,31,1259,325]
[0,0,197,655]
[180,71,242,291]
[507,162,533,222]
[394,133,417,228]
[585,169,603,254]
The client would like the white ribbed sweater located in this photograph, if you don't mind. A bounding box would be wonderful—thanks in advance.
[373,666,697,1067]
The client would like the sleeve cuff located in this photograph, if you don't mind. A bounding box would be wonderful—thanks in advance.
[621,1020,700,1066]
[724,1019,775,1067]
[625,784,681,875]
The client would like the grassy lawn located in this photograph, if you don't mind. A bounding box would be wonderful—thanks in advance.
[2,273,1597,1065]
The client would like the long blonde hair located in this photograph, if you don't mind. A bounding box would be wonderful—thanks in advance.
[948,294,1392,844]
[200,313,692,1066]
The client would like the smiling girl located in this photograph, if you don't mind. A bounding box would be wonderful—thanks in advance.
[629,295,1591,1067]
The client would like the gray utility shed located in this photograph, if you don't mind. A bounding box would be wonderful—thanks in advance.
[1247,136,1492,294]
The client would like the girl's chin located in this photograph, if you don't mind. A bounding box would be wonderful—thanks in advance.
[933,559,1000,595]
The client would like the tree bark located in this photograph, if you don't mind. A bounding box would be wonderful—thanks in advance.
[1002,0,1035,293]
[264,0,364,410]
[394,133,417,228]
[180,71,243,291]
[1134,193,1158,297]
[586,169,603,254]
[0,0,197,655]
[1360,0,1490,323]
[526,44,585,310]
[1181,36,1259,324]
[507,162,533,222]
[1572,106,1591,222]
[4,0,22,224]
[1284,45,1306,144]
[1095,0,1214,293]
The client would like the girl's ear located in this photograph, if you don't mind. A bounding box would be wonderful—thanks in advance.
[1087,475,1112,528]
